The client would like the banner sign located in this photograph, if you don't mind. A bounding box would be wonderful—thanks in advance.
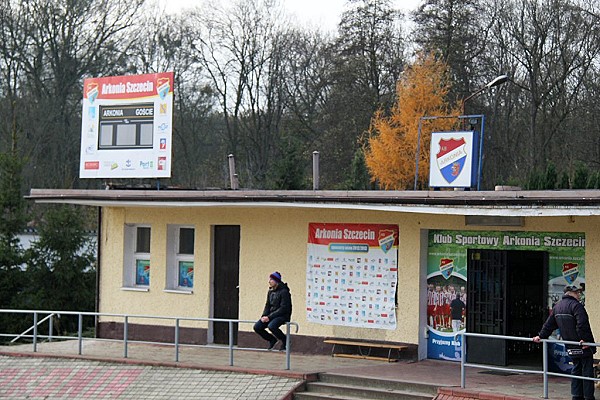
[426,230,586,362]
[79,72,174,178]
[429,131,479,188]
[306,223,399,329]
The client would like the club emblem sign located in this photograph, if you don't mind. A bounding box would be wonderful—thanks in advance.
[436,138,467,183]
[429,131,479,188]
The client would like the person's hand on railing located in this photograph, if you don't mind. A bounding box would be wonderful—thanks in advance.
[532,335,541,343]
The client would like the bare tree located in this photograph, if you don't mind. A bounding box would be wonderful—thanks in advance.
[189,0,289,188]
[412,0,494,99]
[127,8,219,188]
[317,0,407,187]
[487,0,600,179]
[1,0,144,189]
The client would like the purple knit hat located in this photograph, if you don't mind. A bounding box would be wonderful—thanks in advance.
[269,271,282,283]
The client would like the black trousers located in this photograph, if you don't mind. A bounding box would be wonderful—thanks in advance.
[571,354,595,400]
[253,317,288,343]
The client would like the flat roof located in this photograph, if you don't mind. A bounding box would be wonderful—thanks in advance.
[27,188,600,217]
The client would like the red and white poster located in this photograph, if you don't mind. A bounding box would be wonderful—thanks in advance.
[79,72,174,178]
[306,223,399,329]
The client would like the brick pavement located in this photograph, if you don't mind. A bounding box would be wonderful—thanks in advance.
[0,340,574,400]
[0,356,301,399]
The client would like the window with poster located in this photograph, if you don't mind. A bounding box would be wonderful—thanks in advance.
[123,225,151,289]
[166,225,195,292]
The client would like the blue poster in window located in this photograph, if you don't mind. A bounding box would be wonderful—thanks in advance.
[179,261,194,288]
[136,259,150,285]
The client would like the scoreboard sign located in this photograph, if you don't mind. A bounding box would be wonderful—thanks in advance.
[79,72,174,178]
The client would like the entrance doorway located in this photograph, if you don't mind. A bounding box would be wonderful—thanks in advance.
[212,225,240,345]
[467,249,547,366]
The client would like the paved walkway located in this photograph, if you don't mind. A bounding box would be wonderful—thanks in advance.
[0,339,573,399]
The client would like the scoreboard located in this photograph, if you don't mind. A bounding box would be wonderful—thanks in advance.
[79,73,173,178]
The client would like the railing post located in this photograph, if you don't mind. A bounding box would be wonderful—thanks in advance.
[49,314,54,343]
[461,332,466,388]
[228,320,234,366]
[78,314,83,355]
[543,340,548,399]
[33,312,38,353]
[285,322,291,370]
[123,316,129,358]
[175,318,180,363]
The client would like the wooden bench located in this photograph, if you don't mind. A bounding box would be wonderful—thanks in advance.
[324,339,408,362]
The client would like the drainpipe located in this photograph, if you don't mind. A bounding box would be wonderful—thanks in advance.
[95,207,102,338]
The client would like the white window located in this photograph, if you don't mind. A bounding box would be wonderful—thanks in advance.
[123,225,151,289]
[166,225,195,292]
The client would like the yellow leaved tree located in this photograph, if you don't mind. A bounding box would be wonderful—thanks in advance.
[364,53,460,189]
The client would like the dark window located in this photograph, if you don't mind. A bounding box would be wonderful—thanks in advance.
[136,227,151,253]
[179,228,195,255]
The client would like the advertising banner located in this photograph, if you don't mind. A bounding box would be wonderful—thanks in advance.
[306,223,399,329]
[80,72,174,178]
[426,230,586,362]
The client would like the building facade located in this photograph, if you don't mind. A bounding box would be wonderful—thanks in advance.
[28,188,600,363]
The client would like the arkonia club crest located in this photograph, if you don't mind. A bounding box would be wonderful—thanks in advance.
[86,82,98,104]
[562,262,579,284]
[378,229,396,254]
[157,77,170,100]
[436,138,467,183]
[439,258,454,279]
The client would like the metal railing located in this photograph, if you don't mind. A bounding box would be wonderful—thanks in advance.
[457,331,599,399]
[0,309,299,370]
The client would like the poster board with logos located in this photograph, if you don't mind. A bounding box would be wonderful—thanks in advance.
[306,223,399,330]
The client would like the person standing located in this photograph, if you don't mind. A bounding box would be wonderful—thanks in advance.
[533,285,596,400]
[450,293,466,333]
[253,271,292,351]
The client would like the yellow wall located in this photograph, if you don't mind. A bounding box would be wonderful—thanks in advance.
[98,206,600,344]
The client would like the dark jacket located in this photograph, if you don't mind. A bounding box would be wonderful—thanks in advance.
[262,282,292,321]
[450,298,466,320]
[538,294,596,354]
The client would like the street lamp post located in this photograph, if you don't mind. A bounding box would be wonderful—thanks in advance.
[462,74,508,116]
[463,74,508,190]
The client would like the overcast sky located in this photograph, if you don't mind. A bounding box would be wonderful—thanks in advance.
[160,0,421,32]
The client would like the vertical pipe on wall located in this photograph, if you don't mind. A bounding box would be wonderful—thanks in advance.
[312,151,320,190]
[228,154,239,190]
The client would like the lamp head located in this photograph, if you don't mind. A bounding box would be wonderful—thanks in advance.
[486,74,509,88]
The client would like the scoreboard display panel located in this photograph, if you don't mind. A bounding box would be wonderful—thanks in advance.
[79,72,173,178]
[98,104,154,149]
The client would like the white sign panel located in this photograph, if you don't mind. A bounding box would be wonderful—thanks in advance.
[429,131,478,188]
[306,223,398,330]
[79,72,174,178]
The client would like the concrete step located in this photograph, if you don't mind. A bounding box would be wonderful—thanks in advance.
[319,373,440,396]
[293,372,439,400]
[301,382,434,400]
[294,392,380,400]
